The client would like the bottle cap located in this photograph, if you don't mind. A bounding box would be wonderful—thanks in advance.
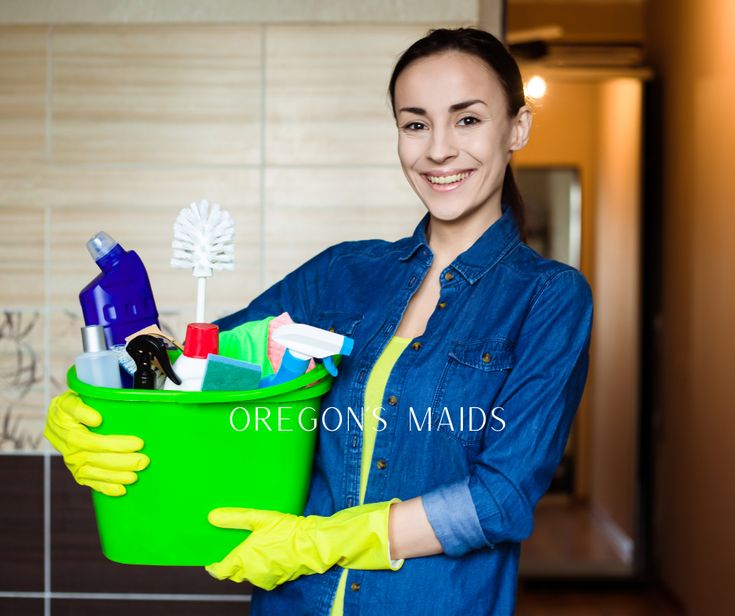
[183,323,219,359]
[86,231,118,262]
[81,325,108,353]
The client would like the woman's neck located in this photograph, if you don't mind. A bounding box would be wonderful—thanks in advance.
[425,202,503,265]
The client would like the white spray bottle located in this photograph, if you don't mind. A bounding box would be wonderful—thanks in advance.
[260,323,354,388]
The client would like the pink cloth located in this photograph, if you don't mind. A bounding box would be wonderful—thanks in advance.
[267,312,317,374]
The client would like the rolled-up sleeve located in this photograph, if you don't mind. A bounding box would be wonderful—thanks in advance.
[422,268,593,556]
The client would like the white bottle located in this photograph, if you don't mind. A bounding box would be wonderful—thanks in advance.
[75,325,123,388]
[164,323,219,391]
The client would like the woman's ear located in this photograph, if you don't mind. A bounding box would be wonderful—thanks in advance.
[509,105,532,152]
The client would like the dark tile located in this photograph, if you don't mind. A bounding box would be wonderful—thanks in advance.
[51,456,249,595]
[0,455,44,591]
[0,598,44,616]
[51,599,249,616]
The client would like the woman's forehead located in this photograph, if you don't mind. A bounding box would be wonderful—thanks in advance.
[393,51,504,111]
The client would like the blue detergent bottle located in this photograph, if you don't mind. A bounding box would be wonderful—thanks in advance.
[79,232,160,350]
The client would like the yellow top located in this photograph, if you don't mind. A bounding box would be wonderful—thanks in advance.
[329,335,412,616]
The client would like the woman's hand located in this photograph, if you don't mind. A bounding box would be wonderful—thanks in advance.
[44,391,150,496]
[205,500,403,589]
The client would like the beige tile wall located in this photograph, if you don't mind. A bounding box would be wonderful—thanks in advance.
[0,21,472,451]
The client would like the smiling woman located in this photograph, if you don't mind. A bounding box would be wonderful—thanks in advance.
[44,27,593,616]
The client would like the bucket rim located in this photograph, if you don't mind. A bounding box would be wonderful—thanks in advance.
[67,355,339,404]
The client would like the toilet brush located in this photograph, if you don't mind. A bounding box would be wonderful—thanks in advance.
[171,200,235,323]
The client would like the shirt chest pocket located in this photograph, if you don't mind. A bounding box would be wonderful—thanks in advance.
[431,338,516,446]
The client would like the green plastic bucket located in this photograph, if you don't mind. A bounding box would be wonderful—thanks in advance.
[67,358,335,567]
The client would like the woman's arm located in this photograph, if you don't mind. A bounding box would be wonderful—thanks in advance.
[213,243,337,331]
[416,268,593,556]
[389,497,443,559]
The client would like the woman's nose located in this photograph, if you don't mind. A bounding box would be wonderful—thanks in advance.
[426,127,458,163]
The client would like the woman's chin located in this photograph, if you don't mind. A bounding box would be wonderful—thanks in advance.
[425,202,475,224]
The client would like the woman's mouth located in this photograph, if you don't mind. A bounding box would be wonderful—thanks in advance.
[422,170,475,192]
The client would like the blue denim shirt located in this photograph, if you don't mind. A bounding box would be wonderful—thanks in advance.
[215,203,593,616]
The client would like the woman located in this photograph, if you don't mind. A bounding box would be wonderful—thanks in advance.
[46,28,593,616]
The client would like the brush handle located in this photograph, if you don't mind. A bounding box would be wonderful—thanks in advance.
[196,276,207,322]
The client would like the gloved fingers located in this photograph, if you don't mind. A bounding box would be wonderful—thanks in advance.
[77,477,128,497]
[43,422,72,456]
[66,450,150,473]
[60,425,145,454]
[73,463,140,486]
[208,507,285,531]
[205,558,241,582]
[46,396,145,455]
[205,554,268,586]
[52,391,102,427]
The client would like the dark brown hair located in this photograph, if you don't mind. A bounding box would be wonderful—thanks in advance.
[388,27,527,241]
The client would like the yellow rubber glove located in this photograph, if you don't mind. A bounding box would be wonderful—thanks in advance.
[44,391,149,497]
[205,499,404,589]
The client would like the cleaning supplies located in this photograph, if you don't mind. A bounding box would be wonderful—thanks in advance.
[119,325,184,380]
[75,325,122,388]
[260,324,354,388]
[164,323,219,391]
[201,355,262,391]
[79,231,160,349]
[126,335,181,390]
[171,200,235,323]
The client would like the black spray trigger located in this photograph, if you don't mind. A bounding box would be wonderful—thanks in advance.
[126,335,181,390]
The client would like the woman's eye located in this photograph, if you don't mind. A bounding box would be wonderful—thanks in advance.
[402,121,426,131]
[458,116,480,126]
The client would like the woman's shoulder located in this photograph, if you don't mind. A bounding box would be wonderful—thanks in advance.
[502,241,592,303]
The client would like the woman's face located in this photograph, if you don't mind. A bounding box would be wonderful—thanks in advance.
[394,51,530,225]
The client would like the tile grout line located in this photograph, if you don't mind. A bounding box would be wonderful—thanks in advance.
[0,591,251,602]
[44,453,51,616]
[46,24,53,161]
[259,25,267,291]
[44,211,52,616]
[18,162,398,170]
[44,25,53,614]
[43,25,54,616]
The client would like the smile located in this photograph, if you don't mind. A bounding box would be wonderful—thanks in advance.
[422,170,475,191]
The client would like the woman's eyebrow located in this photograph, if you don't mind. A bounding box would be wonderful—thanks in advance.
[398,99,488,115]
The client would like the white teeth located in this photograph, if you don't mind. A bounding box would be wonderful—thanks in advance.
[426,172,471,184]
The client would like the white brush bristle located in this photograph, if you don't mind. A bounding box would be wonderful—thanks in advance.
[171,200,235,278]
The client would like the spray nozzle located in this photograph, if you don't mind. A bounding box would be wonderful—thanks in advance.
[260,324,354,388]
[318,355,339,377]
[126,335,181,390]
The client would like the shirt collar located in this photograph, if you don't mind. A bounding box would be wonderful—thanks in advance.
[399,203,521,285]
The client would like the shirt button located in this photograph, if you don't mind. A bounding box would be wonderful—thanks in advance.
[411,341,422,350]
[444,271,454,282]
[376,459,387,470]
[437,301,447,310]
[482,352,492,363]
[387,395,398,406]
[351,582,361,592]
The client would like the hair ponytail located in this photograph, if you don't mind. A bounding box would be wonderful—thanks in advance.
[501,164,527,242]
